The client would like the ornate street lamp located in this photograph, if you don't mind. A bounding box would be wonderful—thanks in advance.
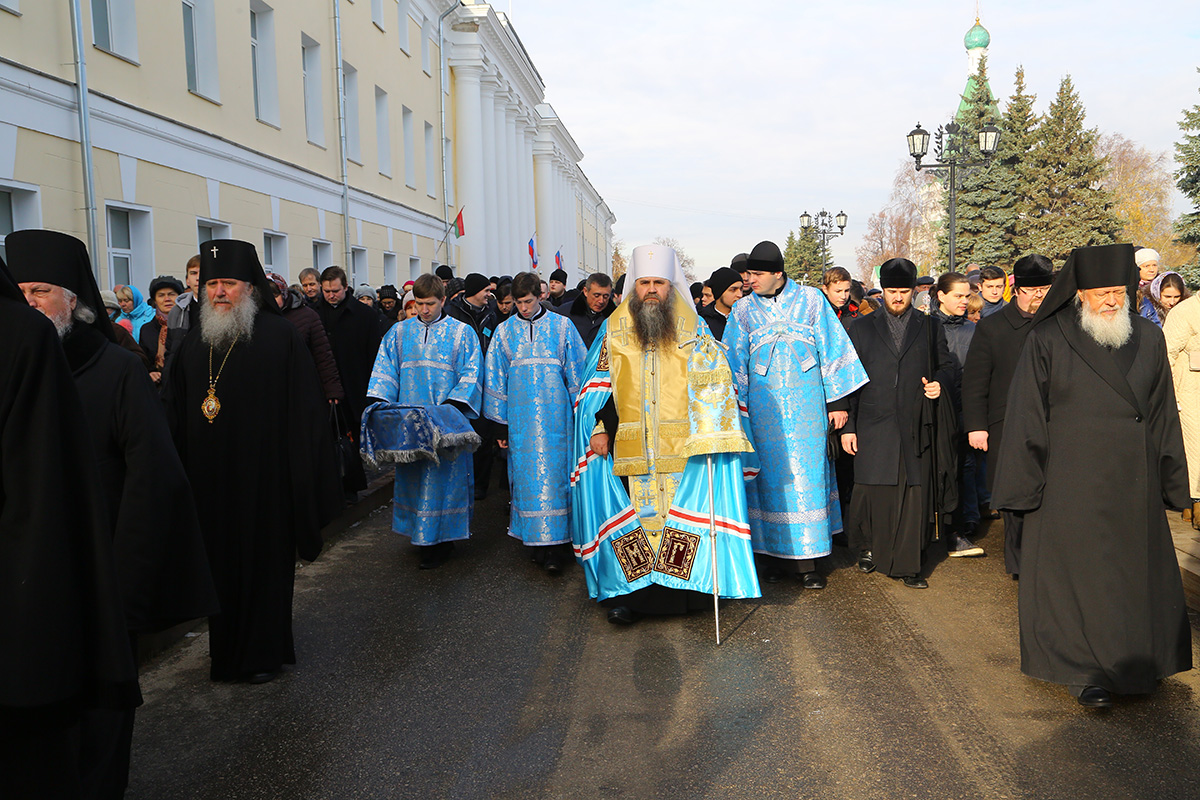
[799,209,847,270]
[906,119,1000,272]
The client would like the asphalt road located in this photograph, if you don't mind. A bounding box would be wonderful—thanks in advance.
[128,488,1200,800]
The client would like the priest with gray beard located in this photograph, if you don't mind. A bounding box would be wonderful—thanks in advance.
[992,243,1191,710]
[168,239,340,684]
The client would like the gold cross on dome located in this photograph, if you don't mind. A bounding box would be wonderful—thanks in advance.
[210,245,219,258]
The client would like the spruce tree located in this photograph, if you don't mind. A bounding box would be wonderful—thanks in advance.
[1022,75,1121,264]
[1174,68,1200,286]
[783,229,827,286]
[1000,66,1041,263]
[941,55,1016,272]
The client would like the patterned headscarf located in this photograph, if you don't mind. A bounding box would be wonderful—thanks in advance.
[265,271,290,302]
[1150,271,1181,302]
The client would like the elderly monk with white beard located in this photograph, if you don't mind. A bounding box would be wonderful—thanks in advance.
[571,245,760,625]
[168,239,340,684]
[8,229,217,798]
[993,243,1191,710]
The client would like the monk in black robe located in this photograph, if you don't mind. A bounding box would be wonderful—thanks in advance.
[0,257,140,800]
[7,230,218,798]
[993,243,1191,709]
[169,239,340,683]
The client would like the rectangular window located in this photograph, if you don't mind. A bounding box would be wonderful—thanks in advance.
[182,0,218,100]
[108,207,131,286]
[0,190,13,261]
[371,0,384,30]
[409,256,421,281]
[182,1,197,91]
[249,10,260,118]
[301,34,324,145]
[383,252,397,285]
[420,17,431,75]
[92,0,138,61]
[107,204,153,290]
[402,105,414,188]
[312,239,332,270]
[396,0,410,54]
[424,122,436,198]
[262,231,288,277]
[343,62,360,163]
[351,246,368,287]
[375,86,390,177]
[197,218,230,250]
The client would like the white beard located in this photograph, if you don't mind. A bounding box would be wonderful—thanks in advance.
[200,289,258,350]
[1078,296,1132,349]
[47,304,74,340]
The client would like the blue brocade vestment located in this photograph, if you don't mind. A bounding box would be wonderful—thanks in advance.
[724,280,869,560]
[484,309,588,546]
[366,314,482,545]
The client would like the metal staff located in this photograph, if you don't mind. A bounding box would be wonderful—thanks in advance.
[707,454,720,645]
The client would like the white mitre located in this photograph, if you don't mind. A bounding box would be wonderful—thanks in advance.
[625,244,693,304]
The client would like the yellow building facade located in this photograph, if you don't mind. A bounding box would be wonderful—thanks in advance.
[0,0,613,291]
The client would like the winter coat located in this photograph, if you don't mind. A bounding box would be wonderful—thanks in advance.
[1163,293,1200,498]
[284,290,345,402]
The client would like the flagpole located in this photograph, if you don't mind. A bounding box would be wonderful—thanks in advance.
[439,207,462,266]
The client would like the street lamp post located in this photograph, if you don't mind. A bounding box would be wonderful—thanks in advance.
[799,209,848,272]
[906,120,1000,273]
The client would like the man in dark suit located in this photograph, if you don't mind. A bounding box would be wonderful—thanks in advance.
[841,258,956,588]
[961,254,1054,576]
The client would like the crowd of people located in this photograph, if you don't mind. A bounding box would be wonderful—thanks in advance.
[1,224,1196,798]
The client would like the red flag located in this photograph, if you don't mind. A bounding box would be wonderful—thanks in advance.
[451,208,465,239]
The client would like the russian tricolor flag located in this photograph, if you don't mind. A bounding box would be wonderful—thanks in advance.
[528,238,539,268]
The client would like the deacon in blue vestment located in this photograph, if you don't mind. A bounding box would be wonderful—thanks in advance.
[725,241,868,587]
[484,271,588,573]
[571,245,761,625]
[367,273,482,569]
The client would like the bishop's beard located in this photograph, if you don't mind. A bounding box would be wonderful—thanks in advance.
[201,288,259,350]
[1078,295,1132,349]
[630,287,677,347]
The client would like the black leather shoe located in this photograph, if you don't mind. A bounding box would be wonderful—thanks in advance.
[857,550,876,574]
[418,542,456,570]
[246,670,279,685]
[606,606,641,625]
[901,575,928,589]
[544,552,563,575]
[1078,686,1113,709]
[801,572,826,589]
[765,566,786,584]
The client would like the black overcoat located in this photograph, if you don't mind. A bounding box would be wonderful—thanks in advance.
[960,300,1036,490]
[169,313,340,680]
[318,297,384,430]
[0,298,139,712]
[64,326,218,633]
[843,310,955,486]
[992,310,1191,692]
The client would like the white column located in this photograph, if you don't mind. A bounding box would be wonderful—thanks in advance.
[451,61,487,272]
[505,105,522,273]
[522,125,536,261]
[533,142,555,274]
[491,90,512,274]
[479,74,500,275]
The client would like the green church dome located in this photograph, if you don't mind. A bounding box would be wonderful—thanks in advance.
[964,19,990,50]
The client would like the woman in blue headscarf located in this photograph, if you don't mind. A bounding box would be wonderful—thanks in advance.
[114,284,156,341]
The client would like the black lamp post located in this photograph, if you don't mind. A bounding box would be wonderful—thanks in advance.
[799,209,848,271]
[906,120,1000,272]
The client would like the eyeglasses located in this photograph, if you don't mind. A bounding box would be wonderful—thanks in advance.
[1017,285,1049,296]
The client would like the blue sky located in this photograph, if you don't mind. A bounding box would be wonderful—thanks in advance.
[506,0,1200,278]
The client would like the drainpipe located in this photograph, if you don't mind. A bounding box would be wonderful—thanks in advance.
[333,0,352,271]
[437,1,463,263]
[68,0,100,274]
